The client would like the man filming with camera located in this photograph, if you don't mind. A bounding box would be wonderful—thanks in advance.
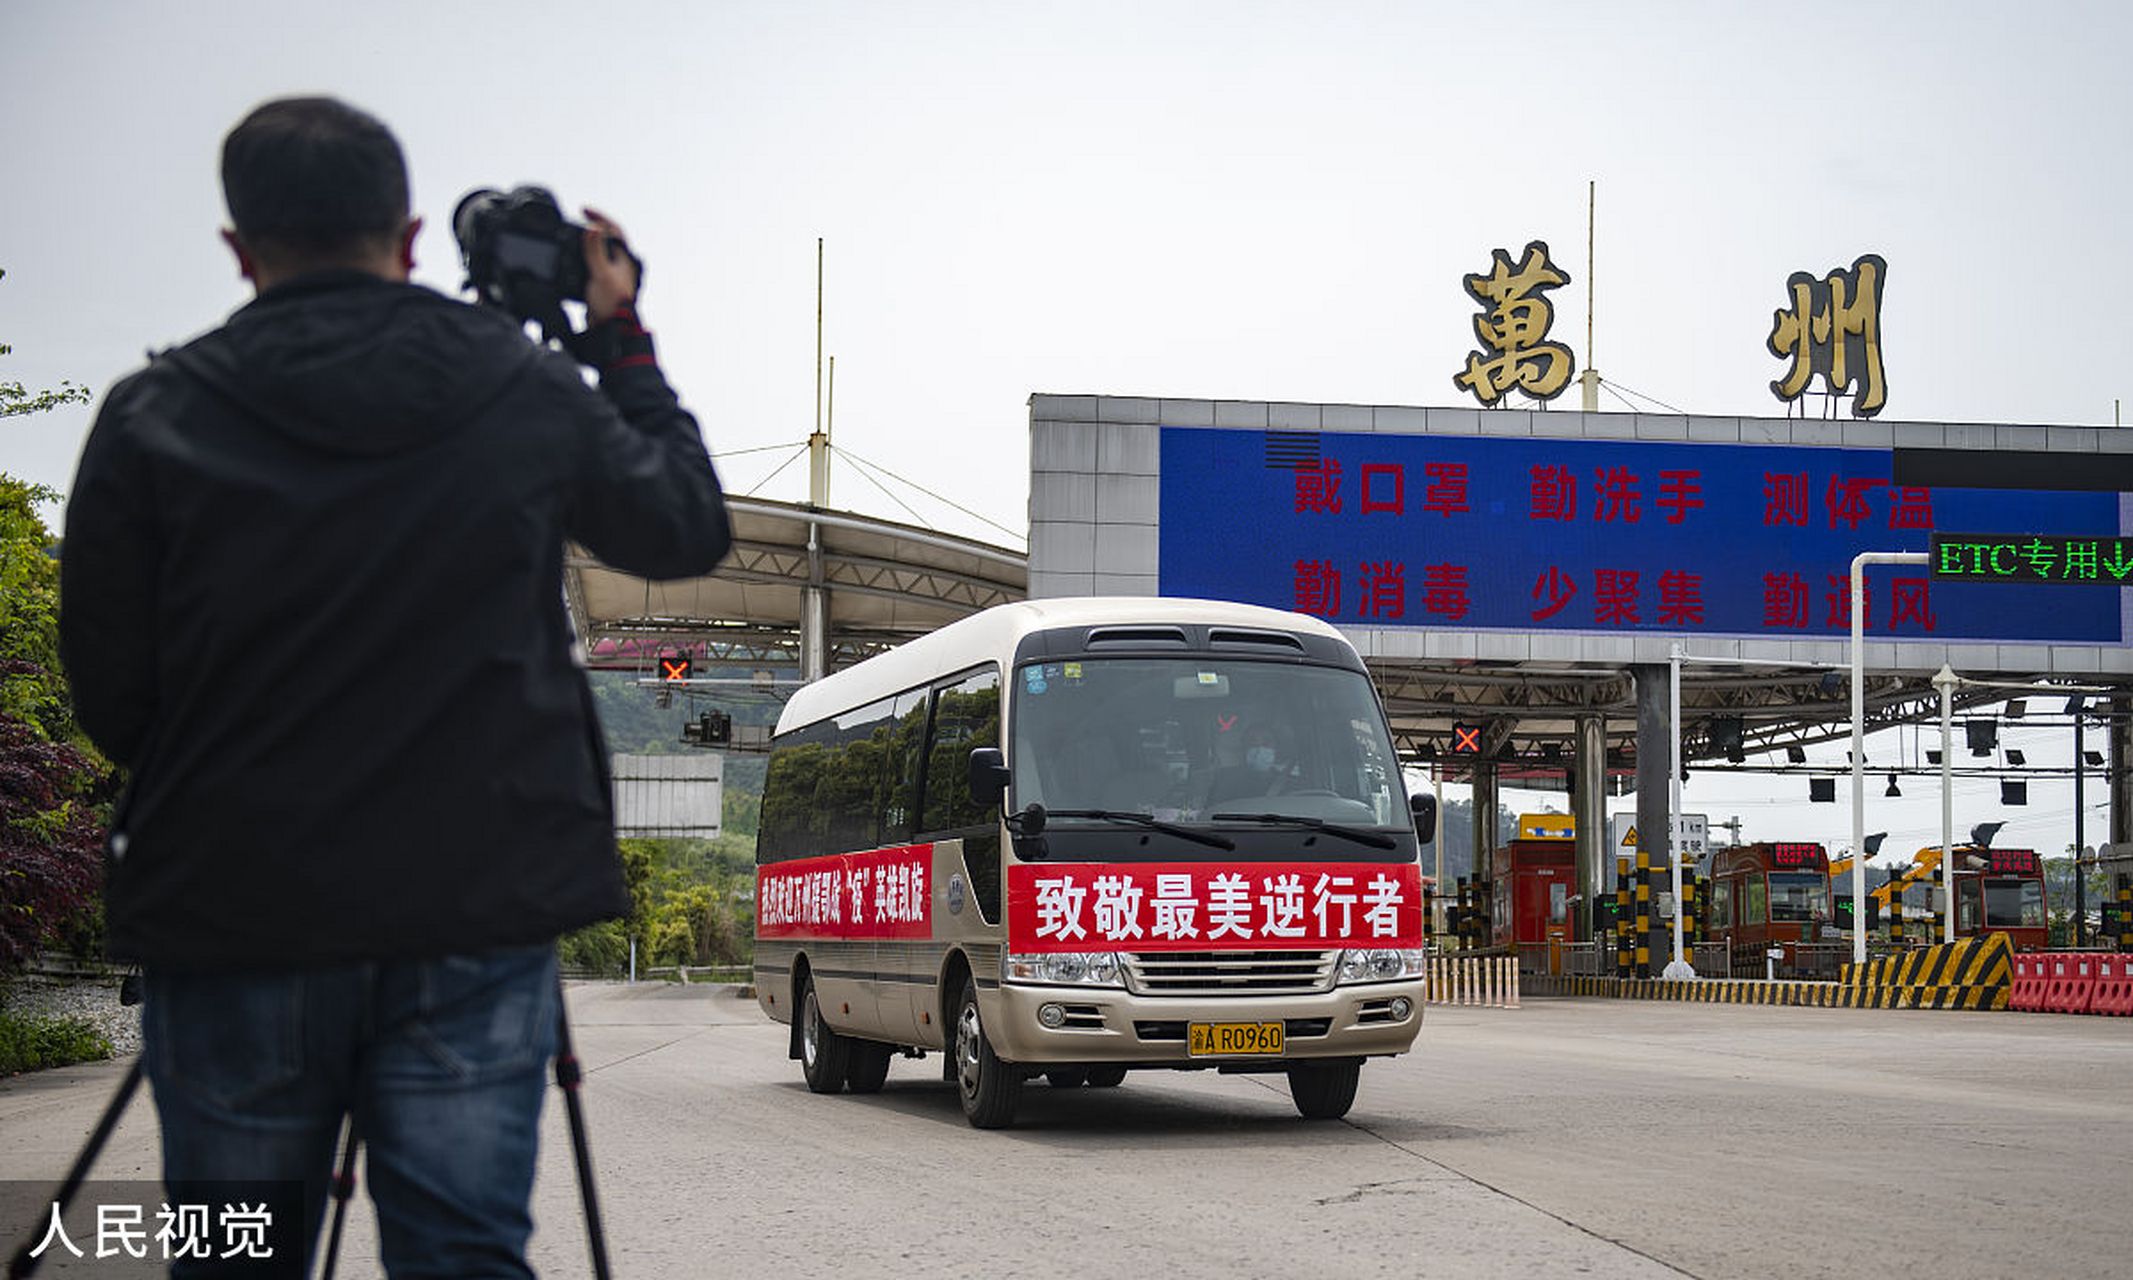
[59,96,730,1276]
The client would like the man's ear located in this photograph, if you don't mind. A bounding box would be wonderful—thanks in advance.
[397,216,423,276]
[220,228,257,282]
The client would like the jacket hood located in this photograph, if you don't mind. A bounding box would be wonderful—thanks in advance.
[165,271,537,457]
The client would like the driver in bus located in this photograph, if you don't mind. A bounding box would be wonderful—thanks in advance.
[1207,723,1297,808]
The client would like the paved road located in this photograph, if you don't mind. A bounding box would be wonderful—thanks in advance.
[2,985,2127,1278]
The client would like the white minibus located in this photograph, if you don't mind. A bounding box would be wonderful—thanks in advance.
[754,597,1433,1127]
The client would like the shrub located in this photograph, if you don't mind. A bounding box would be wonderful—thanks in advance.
[0,706,108,971]
[558,920,630,976]
[0,1007,112,1075]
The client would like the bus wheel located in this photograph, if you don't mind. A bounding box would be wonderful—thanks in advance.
[1084,1066,1127,1088]
[1045,1068,1088,1088]
[799,975,850,1094]
[954,979,1021,1128]
[846,1040,893,1094]
[1286,1061,1360,1120]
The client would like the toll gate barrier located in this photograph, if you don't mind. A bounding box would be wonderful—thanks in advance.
[1525,935,2014,1010]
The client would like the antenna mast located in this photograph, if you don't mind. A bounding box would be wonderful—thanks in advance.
[1581,180,1600,412]
[809,238,830,507]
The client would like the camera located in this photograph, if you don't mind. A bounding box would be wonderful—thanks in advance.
[451,184,640,329]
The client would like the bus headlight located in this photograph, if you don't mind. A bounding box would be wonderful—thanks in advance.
[1005,952,1124,987]
[1336,949,1426,985]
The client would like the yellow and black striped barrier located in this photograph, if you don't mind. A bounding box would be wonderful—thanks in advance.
[1839,933,2011,1010]
[1526,935,2013,1010]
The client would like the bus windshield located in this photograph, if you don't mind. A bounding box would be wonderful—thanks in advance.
[1767,872,1827,923]
[1010,657,1405,833]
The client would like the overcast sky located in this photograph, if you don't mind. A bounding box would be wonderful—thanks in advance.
[3,0,2126,859]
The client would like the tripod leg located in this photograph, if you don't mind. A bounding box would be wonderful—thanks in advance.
[316,1113,360,1280]
[552,978,612,1280]
[7,1057,145,1279]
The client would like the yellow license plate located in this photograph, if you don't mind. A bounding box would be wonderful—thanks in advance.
[1187,1021,1285,1057]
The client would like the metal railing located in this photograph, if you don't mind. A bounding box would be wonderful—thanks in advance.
[632,964,754,985]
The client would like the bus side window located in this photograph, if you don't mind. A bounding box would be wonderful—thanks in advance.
[880,689,929,846]
[823,698,898,856]
[756,698,899,863]
[759,727,836,864]
[920,668,1002,921]
[1712,879,1731,930]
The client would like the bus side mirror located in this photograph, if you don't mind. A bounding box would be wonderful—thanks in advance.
[1409,792,1437,845]
[968,747,1010,809]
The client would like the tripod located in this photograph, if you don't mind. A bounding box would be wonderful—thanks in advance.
[8,978,611,1280]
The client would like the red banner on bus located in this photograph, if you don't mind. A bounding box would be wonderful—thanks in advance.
[1008,862,1424,952]
[757,844,934,940]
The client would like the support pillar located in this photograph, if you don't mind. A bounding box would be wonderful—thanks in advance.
[1633,665,1673,977]
[1574,714,1607,942]
[1471,761,1498,941]
[2113,698,2132,848]
[800,519,828,683]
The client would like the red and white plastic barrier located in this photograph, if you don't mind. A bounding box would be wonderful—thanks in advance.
[2092,954,2133,1017]
[2037,953,2100,1015]
[2010,954,2050,1012]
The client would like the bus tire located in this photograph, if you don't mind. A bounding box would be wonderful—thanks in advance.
[1084,1065,1127,1088]
[800,975,850,1094]
[845,1040,893,1094]
[1045,1068,1087,1088]
[1286,1060,1360,1120]
[954,978,1021,1128]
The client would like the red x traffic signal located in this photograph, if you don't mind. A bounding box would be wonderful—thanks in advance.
[1451,723,1483,755]
[660,654,693,682]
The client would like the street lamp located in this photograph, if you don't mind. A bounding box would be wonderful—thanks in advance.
[1932,664,1959,945]
[1851,550,1929,967]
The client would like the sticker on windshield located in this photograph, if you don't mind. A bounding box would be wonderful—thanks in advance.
[1197,671,1221,685]
[1024,666,1049,695]
[1063,662,1083,681]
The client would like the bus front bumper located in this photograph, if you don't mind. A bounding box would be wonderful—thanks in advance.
[983,979,1425,1066]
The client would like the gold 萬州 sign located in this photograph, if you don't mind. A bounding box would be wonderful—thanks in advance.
[1767,254,1887,417]
[1453,240,1575,407]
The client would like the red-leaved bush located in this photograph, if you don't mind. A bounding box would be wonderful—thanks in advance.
[0,669,107,971]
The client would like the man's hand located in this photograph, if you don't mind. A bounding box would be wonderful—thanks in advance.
[582,207,639,323]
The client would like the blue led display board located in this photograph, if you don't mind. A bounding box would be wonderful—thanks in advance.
[1157,427,2123,644]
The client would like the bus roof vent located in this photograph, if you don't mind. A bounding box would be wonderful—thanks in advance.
[1085,626,1190,649]
[1207,628,1305,652]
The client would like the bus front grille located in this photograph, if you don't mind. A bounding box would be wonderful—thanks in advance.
[1122,950,1335,995]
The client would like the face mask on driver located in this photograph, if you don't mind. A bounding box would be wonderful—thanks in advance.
[1246,745,1276,772]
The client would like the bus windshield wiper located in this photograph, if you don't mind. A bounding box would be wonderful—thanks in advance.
[1024,806,1235,851]
[1209,812,1398,850]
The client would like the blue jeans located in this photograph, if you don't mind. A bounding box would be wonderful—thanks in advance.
[142,946,560,1278]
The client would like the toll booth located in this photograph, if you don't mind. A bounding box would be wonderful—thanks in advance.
[1710,841,1833,974]
[1901,845,2049,951]
[1492,813,1576,964]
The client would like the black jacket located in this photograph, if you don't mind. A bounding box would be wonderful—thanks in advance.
[60,272,731,969]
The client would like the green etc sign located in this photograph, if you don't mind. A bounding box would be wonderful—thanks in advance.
[1930,533,2133,586]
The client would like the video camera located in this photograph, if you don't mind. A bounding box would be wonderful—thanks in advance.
[451,185,642,346]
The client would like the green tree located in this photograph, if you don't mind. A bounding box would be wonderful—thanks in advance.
[0,269,92,420]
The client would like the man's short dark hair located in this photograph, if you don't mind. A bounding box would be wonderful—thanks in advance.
[221,97,408,261]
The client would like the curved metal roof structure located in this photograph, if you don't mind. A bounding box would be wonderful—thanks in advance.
[567,496,1028,671]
